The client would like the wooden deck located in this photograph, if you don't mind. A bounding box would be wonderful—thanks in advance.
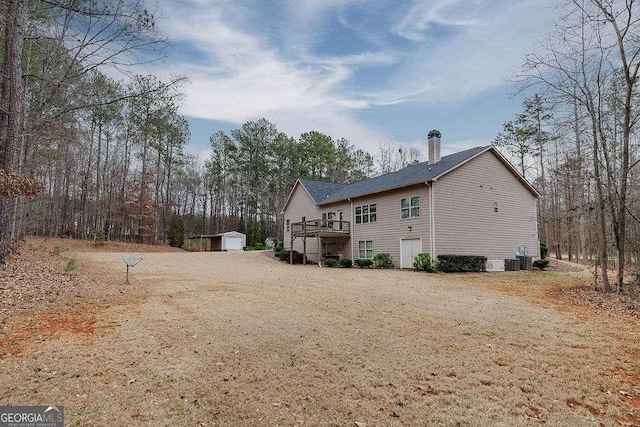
[291,219,350,238]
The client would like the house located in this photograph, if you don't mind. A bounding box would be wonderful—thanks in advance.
[281,130,540,268]
[186,231,246,252]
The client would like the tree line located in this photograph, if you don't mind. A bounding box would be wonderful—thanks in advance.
[0,0,189,262]
[192,120,375,245]
[495,0,640,291]
[1,0,432,259]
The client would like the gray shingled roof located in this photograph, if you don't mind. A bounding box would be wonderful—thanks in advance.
[298,179,349,204]
[299,146,490,205]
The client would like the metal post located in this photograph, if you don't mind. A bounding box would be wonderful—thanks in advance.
[290,235,293,264]
[302,216,307,265]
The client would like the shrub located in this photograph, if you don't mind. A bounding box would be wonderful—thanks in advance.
[167,213,185,247]
[540,243,548,259]
[533,259,550,270]
[276,250,304,264]
[324,258,338,267]
[254,242,265,250]
[274,243,284,253]
[65,258,79,272]
[413,253,435,272]
[373,253,394,269]
[437,254,487,273]
[355,259,373,268]
[339,258,353,268]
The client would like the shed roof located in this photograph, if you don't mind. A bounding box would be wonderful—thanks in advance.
[188,231,246,239]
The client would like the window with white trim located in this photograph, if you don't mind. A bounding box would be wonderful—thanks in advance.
[401,196,420,218]
[358,240,373,259]
[322,211,335,227]
[355,204,377,224]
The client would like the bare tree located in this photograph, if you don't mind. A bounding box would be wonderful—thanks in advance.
[588,0,640,291]
[375,141,424,175]
[518,0,640,291]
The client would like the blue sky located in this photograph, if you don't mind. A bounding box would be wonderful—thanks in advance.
[151,0,556,160]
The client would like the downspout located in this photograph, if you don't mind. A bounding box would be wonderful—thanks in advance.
[426,180,436,258]
[349,198,354,261]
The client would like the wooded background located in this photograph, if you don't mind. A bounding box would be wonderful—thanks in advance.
[494,0,640,291]
[1,0,639,291]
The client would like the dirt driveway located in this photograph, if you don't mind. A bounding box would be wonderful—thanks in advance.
[1,249,638,426]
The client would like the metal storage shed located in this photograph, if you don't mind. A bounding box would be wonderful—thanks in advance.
[189,231,246,251]
[217,231,246,251]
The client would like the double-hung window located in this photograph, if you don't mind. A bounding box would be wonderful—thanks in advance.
[401,196,420,219]
[355,204,377,224]
[358,240,373,259]
[322,212,335,228]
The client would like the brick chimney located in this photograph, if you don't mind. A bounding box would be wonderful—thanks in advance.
[428,129,441,165]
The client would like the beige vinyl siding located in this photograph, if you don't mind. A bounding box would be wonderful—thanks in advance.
[434,150,539,259]
[350,184,431,264]
[316,201,351,261]
[330,204,352,258]
[283,182,351,262]
[283,183,322,259]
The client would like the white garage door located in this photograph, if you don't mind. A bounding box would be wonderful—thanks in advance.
[400,238,422,269]
[225,236,244,250]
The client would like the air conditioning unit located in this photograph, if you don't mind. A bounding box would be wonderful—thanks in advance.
[486,259,505,272]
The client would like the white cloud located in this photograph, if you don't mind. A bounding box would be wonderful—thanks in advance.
[393,0,480,41]
[382,0,555,105]
[151,0,390,150]
[285,0,365,25]
[149,0,555,152]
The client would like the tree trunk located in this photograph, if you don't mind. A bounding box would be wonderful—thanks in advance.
[590,110,611,291]
[573,97,588,264]
[0,0,28,263]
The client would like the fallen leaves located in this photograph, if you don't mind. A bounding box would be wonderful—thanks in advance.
[0,247,83,318]
[559,285,640,320]
[0,238,129,357]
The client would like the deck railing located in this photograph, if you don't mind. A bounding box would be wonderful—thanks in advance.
[291,219,351,236]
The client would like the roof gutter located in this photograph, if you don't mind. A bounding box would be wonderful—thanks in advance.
[348,198,354,261]
[426,179,436,259]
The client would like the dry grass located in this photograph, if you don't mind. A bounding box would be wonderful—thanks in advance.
[0,239,638,426]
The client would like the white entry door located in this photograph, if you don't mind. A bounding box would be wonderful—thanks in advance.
[400,238,422,269]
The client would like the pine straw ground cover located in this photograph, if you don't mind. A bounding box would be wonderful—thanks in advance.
[0,237,178,356]
[0,239,638,426]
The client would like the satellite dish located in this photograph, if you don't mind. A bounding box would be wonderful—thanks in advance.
[122,253,142,283]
